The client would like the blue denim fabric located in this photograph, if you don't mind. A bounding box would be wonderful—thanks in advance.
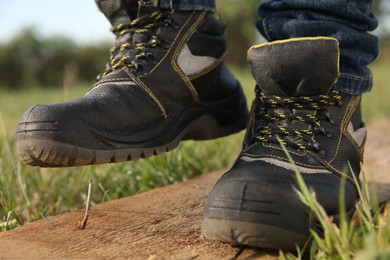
[158,0,379,94]
[257,0,379,94]
[159,0,215,11]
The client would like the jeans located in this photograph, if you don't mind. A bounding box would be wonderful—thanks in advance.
[159,0,215,11]
[158,0,379,94]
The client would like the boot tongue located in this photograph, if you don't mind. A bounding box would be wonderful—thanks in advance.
[247,38,340,148]
[247,38,340,97]
[137,0,159,17]
[95,0,132,26]
[133,0,160,44]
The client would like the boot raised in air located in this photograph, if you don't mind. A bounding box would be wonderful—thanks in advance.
[16,0,248,167]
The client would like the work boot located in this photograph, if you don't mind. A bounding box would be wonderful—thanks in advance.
[202,37,366,250]
[15,0,248,167]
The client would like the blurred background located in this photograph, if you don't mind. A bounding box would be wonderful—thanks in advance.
[1,0,390,231]
[0,0,389,90]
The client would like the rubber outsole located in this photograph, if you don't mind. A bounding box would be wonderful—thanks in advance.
[16,113,247,167]
[201,218,310,251]
[201,202,356,251]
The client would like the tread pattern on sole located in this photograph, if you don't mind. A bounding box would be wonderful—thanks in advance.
[16,114,247,167]
[201,218,310,251]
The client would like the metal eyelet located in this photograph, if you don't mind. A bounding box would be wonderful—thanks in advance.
[307,141,322,151]
[164,18,179,29]
[131,59,143,72]
[146,52,157,64]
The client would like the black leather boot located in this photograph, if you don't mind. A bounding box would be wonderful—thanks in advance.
[16,0,248,167]
[202,37,365,250]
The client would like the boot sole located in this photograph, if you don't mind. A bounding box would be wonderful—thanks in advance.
[16,112,247,167]
[201,218,309,251]
[201,203,356,251]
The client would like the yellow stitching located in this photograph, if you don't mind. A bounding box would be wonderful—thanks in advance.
[339,73,372,81]
[310,152,355,181]
[188,58,224,80]
[341,95,361,156]
[328,95,355,163]
[94,68,129,87]
[342,96,364,158]
[171,11,207,101]
[248,37,341,86]
[108,10,179,78]
[139,12,197,77]
[248,36,338,52]
[96,78,131,84]
[336,40,340,82]
[126,69,168,117]
[262,140,307,156]
[130,11,199,114]
[243,100,257,149]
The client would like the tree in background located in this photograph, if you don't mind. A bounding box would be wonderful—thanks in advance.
[373,0,390,42]
[0,1,388,90]
[0,27,110,89]
[217,0,390,65]
[216,0,259,66]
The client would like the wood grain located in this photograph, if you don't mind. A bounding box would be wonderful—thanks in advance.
[0,119,389,259]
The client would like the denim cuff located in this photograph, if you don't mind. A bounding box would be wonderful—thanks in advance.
[256,7,378,95]
[333,73,373,94]
[258,16,377,94]
[159,0,215,11]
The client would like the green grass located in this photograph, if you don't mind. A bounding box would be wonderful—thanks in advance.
[0,77,251,231]
[363,61,390,123]
[0,59,390,257]
[279,142,390,259]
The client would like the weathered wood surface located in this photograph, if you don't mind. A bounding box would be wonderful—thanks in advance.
[0,119,389,259]
[362,119,390,205]
[0,170,279,259]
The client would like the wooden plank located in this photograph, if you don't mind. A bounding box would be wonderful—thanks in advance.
[0,119,389,259]
[362,119,390,205]
[0,170,279,259]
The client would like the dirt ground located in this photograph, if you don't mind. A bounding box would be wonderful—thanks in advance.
[0,119,389,259]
